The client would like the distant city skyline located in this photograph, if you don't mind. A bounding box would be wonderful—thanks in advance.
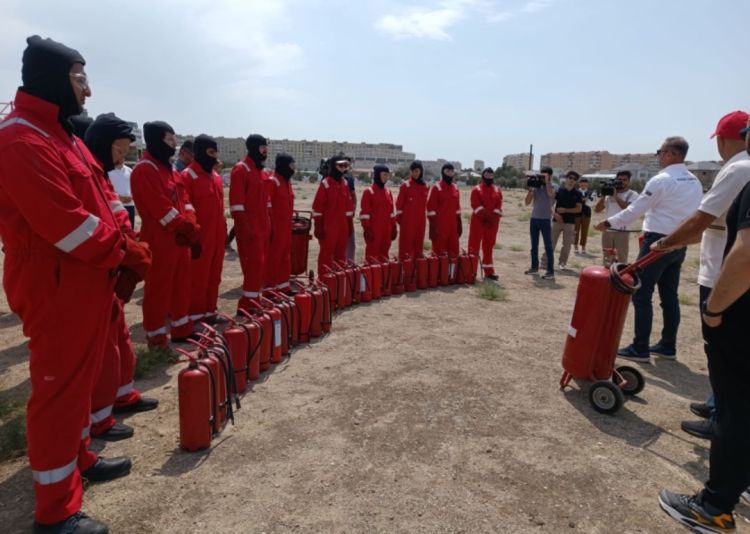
[1,1,748,167]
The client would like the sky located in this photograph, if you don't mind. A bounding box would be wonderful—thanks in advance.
[1,0,749,168]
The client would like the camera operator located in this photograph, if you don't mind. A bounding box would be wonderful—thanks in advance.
[595,136,702,362]
[594,170,638,264]
[524,166,556,280]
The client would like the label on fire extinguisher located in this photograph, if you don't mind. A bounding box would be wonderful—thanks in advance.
[568,325,577,338]
[360,273,366,293]
[448,263,455,280]
[274,320,281,347]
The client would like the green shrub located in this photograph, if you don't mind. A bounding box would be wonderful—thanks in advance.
[476,282,508,301]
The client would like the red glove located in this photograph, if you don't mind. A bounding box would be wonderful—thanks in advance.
[114,268,141,303]
[348,218,354,237]
[314,219,326,240]
[429,219,437,241]
[457,215,463,238]
[391,224,397,241]
[363,227,374,243]
[191,242,202,259]
[120,235,152,280]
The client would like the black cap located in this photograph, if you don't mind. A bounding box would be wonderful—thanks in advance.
[84,113,135,172]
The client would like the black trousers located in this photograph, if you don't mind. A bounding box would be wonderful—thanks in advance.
[703,316,750,511]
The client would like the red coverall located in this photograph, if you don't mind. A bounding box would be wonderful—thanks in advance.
[396,178,428,260]
[264,172,295,290]
[312,176,354,274]
[468,182,503,277]
[91,179,143,435]
[360,184,396,261]
[182,162,227,320]
[427,180,461,258]
[230,157,270,308]
[131,151,194,344]
[0,91,125,524]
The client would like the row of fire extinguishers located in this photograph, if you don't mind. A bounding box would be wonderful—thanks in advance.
[175,250,480,452]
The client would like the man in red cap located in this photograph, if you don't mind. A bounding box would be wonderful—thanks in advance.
[0,35,148,534]
[312,155,355,274]
[652,110,750,441]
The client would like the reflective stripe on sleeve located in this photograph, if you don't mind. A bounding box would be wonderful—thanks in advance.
[110,200,126,213]
[345,211,354,217]
[55,214,100,252]
[426,211,436,216]
[116,381,134,399]
[494,209,502,215]
[187,168,198,179]
[135,160,158,171]
[321,180,330,189]
[159,208,179,226]
[32,458,77,486]
[0,117,50,137]
[312,211,323,218]
[455,210,461,214]
[184,204,195,212]
[91,405,113,424]
[473,207,484,214]
[230,205,245,212]
[240,162,250,172]
[81,425,90,440]
[359,214,371,220]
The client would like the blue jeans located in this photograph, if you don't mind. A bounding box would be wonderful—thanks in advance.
[529,218,554,273]
[630,232,686,353]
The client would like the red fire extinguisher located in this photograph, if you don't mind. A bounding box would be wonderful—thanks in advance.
[176,348,213,451]
[312,276,333,333]
[359,263,372,302]
[427,253,439,288]
[321,267,339,312]
[416,256,428,289]
[291,280,313,342]
[218,315,249,395]
[259,296,284,364]
[466,251,478,284]
[380,256,392,297]
[238,315,263,381]
[349,262,363,304]
[455,253,466,284]
[264,293,291,357]
[369,260,382,300]
[291,210,312,276]
[238,308,272,372]
[390,257,404,295]
[403,256,416,292]
[438,254,449,286]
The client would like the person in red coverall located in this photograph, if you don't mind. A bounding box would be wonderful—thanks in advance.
[468,167,503,281]
[396,160,428,261]
[181,134,227,323]
[0,36,151,534]
[312,156,355,275]
[264,153,296,291]
[230,134,271,311]
[131,121,200,348]
[427,163,462,276]
[83,113,159,442]
[360,165,397,261]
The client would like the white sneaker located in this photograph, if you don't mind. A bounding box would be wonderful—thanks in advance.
[558,263,568,270]
[742,488,750,506]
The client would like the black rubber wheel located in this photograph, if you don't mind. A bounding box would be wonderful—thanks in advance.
[614,365,645,396]
[588,380,625,415]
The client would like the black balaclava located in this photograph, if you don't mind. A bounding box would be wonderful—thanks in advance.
[21,35,86,133]
[482,167,495,186]
[441,163,455,185]
[194,134,218,173]
[245,134,268,169]
[84,113,135,172]
[275,153,296,181]
[70,115,93,140]
[329,155,348,181]
[143,121,176,167]
[373,165,389,188]
[410,160,425,185]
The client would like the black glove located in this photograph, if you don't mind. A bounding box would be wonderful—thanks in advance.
[457,215,463,238]
[191,242,202,260]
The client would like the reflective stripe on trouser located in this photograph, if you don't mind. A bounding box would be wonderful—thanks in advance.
[190,227,226,320]
[468,216,499,275]
[317,223,348,275]
[142,232,193,340]
[236,231,269,293]
[6,255,113,523]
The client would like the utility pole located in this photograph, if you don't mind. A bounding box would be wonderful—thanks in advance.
[528,144,534,171]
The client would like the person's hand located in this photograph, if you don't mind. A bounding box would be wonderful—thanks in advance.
[190,242,202,259]
[650,237,680,253]
[114,268,141,303]
[702,312,722,328]
[553,213,563,223]
[594,221,608,232]
[457,215,463,238]
[120,235,152,279]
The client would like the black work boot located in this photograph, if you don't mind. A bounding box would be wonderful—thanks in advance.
[81,456,132,483]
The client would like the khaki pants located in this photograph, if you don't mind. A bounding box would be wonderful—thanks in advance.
[601,230,630,264]
[574,214,591,249]
[552,221,575,265]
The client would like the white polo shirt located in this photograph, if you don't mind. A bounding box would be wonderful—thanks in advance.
[604,189,639,231]
[697,151,750,288]
[607,163,702,235]
[108,165,134,207]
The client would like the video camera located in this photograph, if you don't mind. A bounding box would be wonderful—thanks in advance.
[526,173,547,189]
[600,178,624,197]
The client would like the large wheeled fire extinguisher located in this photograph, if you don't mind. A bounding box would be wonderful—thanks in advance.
[560,251,663,414]
[176,348,214,451]
[291,210,312,276]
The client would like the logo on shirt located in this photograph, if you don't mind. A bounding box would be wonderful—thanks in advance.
[644,190,653,196]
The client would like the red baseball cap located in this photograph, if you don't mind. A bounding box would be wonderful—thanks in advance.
[711,110,749,140]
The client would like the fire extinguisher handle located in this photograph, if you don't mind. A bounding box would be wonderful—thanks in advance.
[620,250,664,276]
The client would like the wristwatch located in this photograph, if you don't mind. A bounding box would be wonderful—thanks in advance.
[701,300,723,318]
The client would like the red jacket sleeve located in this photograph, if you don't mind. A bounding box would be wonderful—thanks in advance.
[426,185,438,218]
[312,179,328,222]
[228,163,250,228]
[388,190,397,230]
[131,162,180,232]
[0,137,124,269]
[359,188,372,228]
[345,182,354,219]
[496,189,503,214]
[470,187,483,214]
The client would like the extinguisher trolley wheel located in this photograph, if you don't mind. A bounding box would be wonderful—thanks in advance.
[588,380,625,415]
[612,365,645,396]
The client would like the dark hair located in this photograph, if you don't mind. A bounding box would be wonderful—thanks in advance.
[663,136,689,159]
[540,166,553,175]
[566,170,580,180]
[579,178,588,183]
[616,170,632,179]
[180,139,194,154]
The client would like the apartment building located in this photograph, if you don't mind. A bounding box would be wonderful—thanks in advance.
[539,150,660,177]
[502,152,532,171]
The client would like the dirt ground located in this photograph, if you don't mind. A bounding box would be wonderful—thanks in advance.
[0,182,746,533]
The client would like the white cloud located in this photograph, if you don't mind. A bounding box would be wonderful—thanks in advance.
[522,0,553,14]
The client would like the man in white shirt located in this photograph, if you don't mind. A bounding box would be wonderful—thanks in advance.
[651,111,750,440]
[109,163,135,228]
[594,170,639,264]
[595,136,703,363]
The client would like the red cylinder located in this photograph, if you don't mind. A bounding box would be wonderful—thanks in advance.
[199,353,224,433]
[291,212,312,276]
[562,265,636,381]
[317,282,333,333]
[179,362,213,451]
[309,287,324,338]
[350,264,362,304]
[222,325,248,394]
[240,319,262,381]
[455,254,468,284]
[416,257,428,289]
[467,252,478,284]
[427,254,439,288]
[262,303,283,364]
[403,257,416,292]
[335,269,347,310]
[343,266,354,307]
[390,258,404,295]
[369,262,382,300]
[322,270,338,311]
[438,255,449,286]
[359,264,372,302]
[381,257,392,297]
[255,312,272,371]
[295,290,312,342]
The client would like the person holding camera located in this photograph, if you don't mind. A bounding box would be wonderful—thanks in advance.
[574,178,594,255]
[549,171,583,270]
[595,136,702,362]
[524,166,556,279]
[594,170,638,264]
